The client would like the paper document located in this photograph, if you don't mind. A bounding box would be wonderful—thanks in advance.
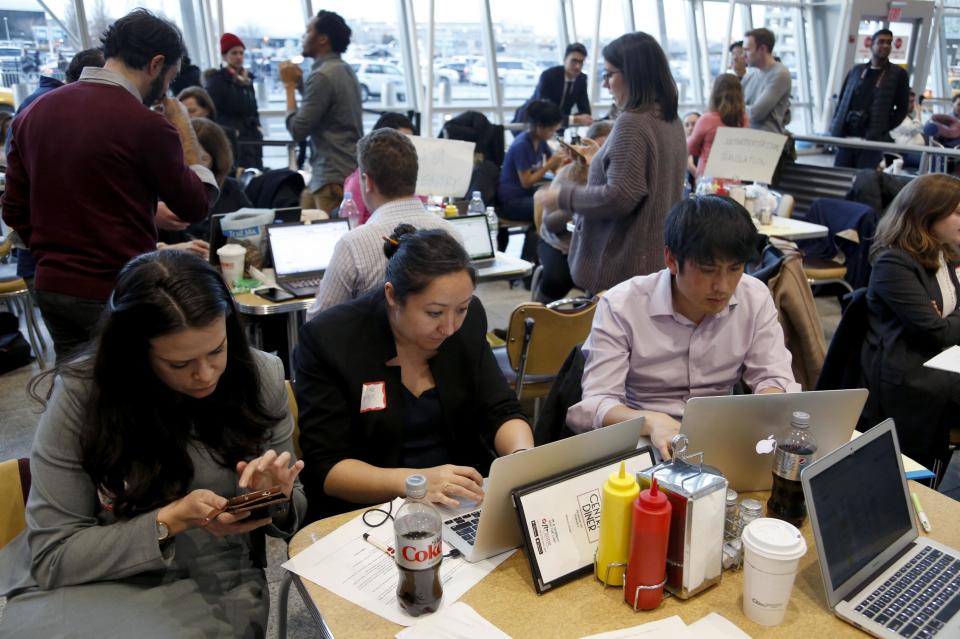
[395,602,511,639]
[282,499,513,627]
[408,135,475,198]
[578,613,751,639]
[924,345,960,374]
[687,612,753,638]
[578,616,692,638]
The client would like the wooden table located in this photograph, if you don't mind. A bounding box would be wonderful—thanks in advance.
[234,253,534,378]
[287,482,960,639]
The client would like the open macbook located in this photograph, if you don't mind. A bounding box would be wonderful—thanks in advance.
[446,214,496,267]
[679,389,868,491]
[266,219,350,297]
[803,419,960,639]
[441,417,650,562]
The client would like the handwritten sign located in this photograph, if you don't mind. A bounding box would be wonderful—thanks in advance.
[702,127,787,184]
[407,135,475,197]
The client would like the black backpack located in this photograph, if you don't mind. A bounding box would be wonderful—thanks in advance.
[0,311,32,374]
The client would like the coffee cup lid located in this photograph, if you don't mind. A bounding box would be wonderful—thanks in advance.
[217,243,246,255]
[742,518,807,561]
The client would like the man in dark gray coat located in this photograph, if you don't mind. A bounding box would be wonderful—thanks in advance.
[830,29,910,169]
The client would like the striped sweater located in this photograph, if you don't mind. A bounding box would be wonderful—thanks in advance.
[557,109,687,293]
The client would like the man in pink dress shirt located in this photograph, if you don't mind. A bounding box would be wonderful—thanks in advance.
[566,196,799,458]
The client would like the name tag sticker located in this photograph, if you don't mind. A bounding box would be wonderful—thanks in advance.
[360,381,387,413]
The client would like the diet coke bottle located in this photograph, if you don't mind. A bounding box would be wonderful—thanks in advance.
[395,475,443,616]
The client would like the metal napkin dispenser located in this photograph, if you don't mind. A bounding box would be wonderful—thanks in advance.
[637,435,728,599]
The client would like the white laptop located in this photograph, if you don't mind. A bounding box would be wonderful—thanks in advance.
[803,419,960,639]
[266,220,350,297]
[441,417,650,562]
[679,389,868,491]
[446,214,496,267]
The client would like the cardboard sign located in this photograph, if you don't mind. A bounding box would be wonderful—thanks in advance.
[702,127,787,184]
[407,135,475,197]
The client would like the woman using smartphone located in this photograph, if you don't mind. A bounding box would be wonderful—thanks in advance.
[0,251,305,637]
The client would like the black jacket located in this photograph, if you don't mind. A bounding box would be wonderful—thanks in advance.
[861,249,960,466]
[830,61,910,141]
[513,66,591,124]
[205,67,263,169]
[294,290,528,521]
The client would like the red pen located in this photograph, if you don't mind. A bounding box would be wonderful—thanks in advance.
[362,532,395,557]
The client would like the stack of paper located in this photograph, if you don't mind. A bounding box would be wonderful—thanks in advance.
[579,613,751,639]
[282,499,513,627]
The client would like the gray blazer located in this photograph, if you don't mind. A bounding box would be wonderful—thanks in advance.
[0,350,306,638]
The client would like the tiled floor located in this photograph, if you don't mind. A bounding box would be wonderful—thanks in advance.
[1,254,958,637]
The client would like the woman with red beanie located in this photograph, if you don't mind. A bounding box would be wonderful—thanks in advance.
[205,33,264,169]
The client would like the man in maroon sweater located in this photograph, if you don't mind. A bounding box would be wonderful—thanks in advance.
[2,9,218,361]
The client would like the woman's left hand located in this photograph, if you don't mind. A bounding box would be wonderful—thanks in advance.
[237,450,305,498]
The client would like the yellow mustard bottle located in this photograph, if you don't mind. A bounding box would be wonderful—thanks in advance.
[595,461,640,586]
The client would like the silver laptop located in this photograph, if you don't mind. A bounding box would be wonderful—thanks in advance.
[441,417,651,562]
[266,219,350,297]
[803,419,960,639]
[679,389,868,491]
[446,214,496,267]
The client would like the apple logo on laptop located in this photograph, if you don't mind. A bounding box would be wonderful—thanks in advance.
[755,435,777,455]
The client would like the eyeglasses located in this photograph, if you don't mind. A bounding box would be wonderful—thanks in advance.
[601,70,620,83]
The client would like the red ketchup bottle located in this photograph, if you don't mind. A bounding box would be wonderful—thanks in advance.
[624,478,672,610]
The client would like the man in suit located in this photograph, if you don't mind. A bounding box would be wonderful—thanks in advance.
[513,43,592,128]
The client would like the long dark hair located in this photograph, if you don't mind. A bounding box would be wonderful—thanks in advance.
[602,32,678,121]
[31,251,280,518]
[709,73,746,128]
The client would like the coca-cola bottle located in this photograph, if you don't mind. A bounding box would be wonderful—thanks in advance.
[767,411,817,527]
[395,475,443,616]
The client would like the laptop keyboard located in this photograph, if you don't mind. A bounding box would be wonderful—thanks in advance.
[854,546,960,637]
[444,511,481,546]
[285,277,319,290]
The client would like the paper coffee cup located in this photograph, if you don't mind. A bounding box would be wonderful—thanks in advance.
[741,518,807,626]
[217,243,246,288]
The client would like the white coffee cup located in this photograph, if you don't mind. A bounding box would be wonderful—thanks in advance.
[217,243,246,289]
[741,518,807,626]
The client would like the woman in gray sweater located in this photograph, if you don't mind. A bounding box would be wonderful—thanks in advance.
[0,251,306,638]
[536,32,687,294]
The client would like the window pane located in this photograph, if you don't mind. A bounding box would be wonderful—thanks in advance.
[488,0,556,106]
[413,0,485,112]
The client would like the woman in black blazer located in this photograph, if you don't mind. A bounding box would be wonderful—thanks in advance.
[862,173,960,479]
[295,226,533,520]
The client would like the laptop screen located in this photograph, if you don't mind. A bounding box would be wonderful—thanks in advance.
[448,215,494,260]
[268,221,350,278]
[809,429,914,591]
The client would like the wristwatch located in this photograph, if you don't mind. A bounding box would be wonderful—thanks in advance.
[156,516,170,543]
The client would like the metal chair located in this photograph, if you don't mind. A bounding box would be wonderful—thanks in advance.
[494,297,600,422]
[0,237,46,366]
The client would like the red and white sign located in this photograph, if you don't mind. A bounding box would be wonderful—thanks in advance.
[888,8,903,22]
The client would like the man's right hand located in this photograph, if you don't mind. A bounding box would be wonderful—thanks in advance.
[421,464,484,509]
[571,114,593,126]
[160,97,190,126]
[644,411,682,460]
[279,61,303,87]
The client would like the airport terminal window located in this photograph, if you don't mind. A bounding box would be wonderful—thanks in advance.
[414,0,485,110]
[489,0,559,106]
[0,0,119,92]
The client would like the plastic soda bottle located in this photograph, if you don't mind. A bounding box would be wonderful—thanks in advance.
[395,475,443,616]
